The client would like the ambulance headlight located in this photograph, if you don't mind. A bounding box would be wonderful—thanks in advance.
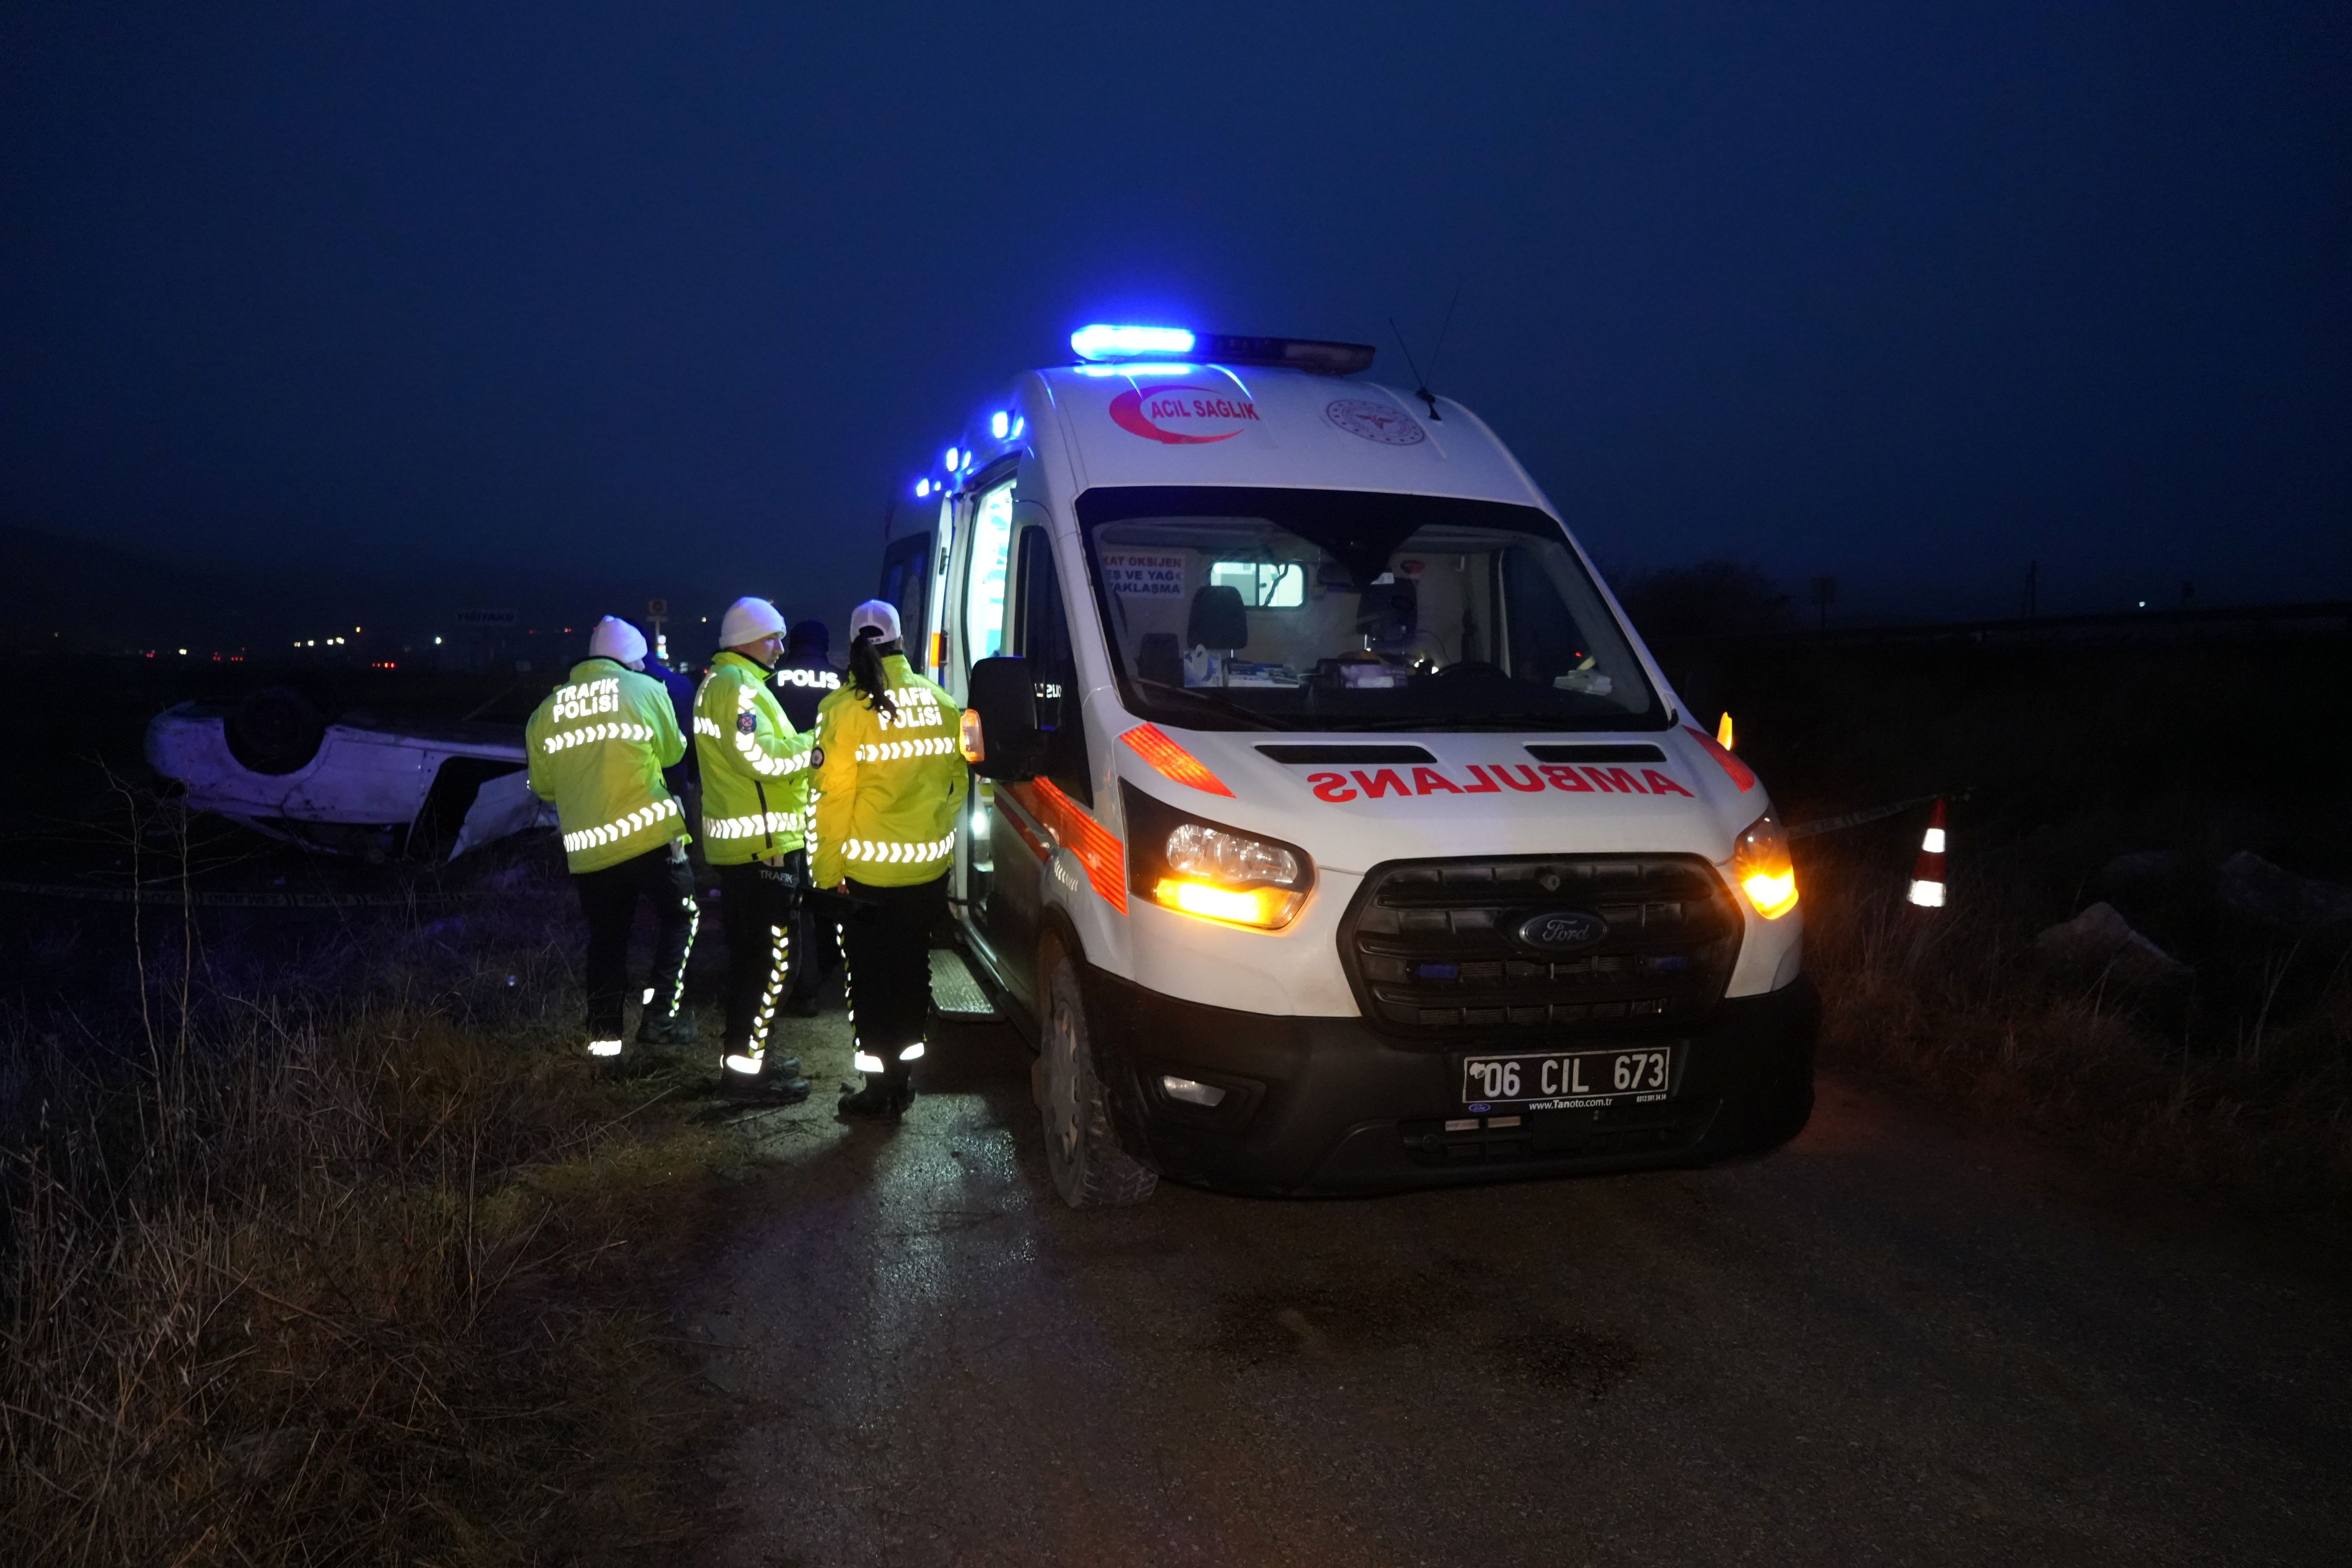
[1165,823,1297,886]
[1122,782,1311,931]
[1733,811,1799,920]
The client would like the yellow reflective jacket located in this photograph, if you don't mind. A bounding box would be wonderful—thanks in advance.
[811,653,968,889]
[526,657,688,874]
[694,650,818,866]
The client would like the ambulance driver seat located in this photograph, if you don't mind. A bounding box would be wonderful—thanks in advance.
[1185,584,1249,687]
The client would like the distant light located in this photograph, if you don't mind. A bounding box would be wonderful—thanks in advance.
[1073,361,1196,378]
[307,640,315,646]
[177,648,187,655]
[433,635,442,645]
[354,626,361,633]
[989,411,1010,439]
[1070,323,1196,361]
[2137,601,2146,608]
[944,446,961,470]
[916,478,931,498]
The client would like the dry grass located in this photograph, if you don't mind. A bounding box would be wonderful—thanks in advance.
[1800,830,2352,1210]
[0,838,739,1566]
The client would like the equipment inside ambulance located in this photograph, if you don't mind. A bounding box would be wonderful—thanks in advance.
[886,326,1816,1205]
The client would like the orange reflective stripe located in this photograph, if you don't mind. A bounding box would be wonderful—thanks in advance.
[1016,778,1128,914]
[1118,723,1234,797]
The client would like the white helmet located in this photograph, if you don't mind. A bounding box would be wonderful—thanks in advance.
[588,615,648,669]
[849,599,902,644]
[718,596,786,647]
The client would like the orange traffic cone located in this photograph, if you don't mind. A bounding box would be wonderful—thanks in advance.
[1905,799,1947,909]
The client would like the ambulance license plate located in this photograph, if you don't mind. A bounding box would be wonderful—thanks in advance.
[1460,1046,1675,1110]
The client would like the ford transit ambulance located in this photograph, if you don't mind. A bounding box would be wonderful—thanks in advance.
[875,325,1815,1206]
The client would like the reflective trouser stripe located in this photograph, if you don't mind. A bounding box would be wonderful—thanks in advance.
[745,923,790,1056]
[665,894,700,1016]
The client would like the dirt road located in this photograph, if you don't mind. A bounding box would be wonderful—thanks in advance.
[687,1008,2352,1567]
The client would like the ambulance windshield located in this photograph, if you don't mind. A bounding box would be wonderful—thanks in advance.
[1076,486,1666,732]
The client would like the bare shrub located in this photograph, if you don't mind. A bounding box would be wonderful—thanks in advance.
[0,840,732,1566]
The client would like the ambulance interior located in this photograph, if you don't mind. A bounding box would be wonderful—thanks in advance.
[1073,488,1664,732]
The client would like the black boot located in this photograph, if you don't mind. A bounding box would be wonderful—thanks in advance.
[717,1050,810,1102]
[836,1073,913,1119]
[635,1010,700,1047]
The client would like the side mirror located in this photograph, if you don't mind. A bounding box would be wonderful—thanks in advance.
[966,656,1049,781]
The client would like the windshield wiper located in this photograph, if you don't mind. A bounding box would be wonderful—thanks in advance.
[1131,679,1284,731]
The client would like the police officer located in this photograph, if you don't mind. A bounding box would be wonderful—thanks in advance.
[694,596,817,1100]
[639,639,700,812]
[773,619,846,1017]
[812,601,968,1118]
[525,616,699,1062]
[771,619,844,732]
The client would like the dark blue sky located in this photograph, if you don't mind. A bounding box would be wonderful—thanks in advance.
[4,1,2347,626]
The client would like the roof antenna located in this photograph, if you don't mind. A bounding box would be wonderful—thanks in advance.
[1389,316,1440,422]
[1390,280,1461,422]
[1423,279,1462,412]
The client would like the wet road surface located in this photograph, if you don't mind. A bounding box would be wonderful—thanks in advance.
[687,1009,2352,1567]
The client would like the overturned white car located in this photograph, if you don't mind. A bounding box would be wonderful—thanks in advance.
[144,686,554,859]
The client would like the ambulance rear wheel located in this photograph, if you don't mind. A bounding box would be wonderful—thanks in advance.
[1036,936,1157,1209]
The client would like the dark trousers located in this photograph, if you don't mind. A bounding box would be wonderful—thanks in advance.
[574,842,698,1040]
[840,873,948,1082]
[789,887,845,1007]
[716,853,804,1056]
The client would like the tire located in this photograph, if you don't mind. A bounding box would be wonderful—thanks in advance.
[1035,935,1157,1208]
[224,686,326,775]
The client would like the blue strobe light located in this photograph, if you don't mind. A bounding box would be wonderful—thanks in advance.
[1070,324,1197,361]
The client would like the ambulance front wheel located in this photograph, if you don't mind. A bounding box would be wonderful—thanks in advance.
[1036,935,1158,1209]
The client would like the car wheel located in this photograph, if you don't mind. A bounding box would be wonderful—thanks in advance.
[224,686,326,775]
[1035,934,1157,1209]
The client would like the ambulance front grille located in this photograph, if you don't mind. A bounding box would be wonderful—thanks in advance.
[1337,854,1741,1040]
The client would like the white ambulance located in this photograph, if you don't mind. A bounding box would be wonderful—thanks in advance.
[875,326,1814,1205]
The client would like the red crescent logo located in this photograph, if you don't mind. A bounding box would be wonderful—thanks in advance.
[1108,384,1258,445]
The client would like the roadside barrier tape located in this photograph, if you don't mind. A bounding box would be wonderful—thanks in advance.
[0,879,483,908]
[1788,792,1959,841]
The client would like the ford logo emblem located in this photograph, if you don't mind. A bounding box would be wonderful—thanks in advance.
[1515,908,1610,953]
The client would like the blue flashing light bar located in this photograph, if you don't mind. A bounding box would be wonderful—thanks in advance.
[1070,326,1376,376]
[943,446,961,471]
[916,478,932,498]
[1072,361,1197,378]
[1070,324,1197,361]
[989,410,1010,439]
